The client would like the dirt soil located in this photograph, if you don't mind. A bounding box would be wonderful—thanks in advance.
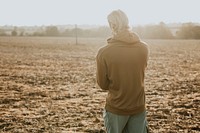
[0,37,199,133]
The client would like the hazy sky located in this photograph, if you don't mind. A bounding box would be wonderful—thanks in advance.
[0,0,199,26]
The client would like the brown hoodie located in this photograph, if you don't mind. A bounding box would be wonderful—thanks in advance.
[96,30,149,115]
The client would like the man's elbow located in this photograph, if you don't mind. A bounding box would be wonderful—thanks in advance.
[97,81,109,90]
[100,86,109,90]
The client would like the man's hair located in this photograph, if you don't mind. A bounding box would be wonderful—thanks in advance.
[107,9,130,34]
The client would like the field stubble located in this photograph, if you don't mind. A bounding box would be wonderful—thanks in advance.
[0,37,199,133]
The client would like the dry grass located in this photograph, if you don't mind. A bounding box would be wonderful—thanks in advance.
[0,37,199,133]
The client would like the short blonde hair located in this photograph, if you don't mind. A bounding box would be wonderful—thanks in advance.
[107,9,129,34]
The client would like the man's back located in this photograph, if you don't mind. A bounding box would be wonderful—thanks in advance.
[96,32,148,115]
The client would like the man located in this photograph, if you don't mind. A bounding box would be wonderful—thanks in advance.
[96,9,149,133]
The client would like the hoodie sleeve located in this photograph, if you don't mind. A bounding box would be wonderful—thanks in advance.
[143,42,149,68]
[96,51,109,90]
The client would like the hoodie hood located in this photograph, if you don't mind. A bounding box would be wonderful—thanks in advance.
[107,29,140,44]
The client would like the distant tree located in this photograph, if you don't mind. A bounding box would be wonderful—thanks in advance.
[96,26,111,37]
[193,26,200,39]
[61,26,111,38]
[62,29,72,37]
[134,22,174,39]
[20,31,24,36]
[0,29,7,36]
[45,26,59,36]
[176,23,200,39]
[71,28,84,37]
[32,32,45,36]
[11,30,17,36]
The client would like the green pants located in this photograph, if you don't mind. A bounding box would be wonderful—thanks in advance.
[103,110,148,133]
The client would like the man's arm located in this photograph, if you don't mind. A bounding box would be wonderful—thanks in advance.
[96,55,109,90]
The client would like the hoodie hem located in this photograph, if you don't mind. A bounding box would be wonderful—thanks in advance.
[105,104,146,116]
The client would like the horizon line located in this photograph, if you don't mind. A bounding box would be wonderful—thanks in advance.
[1,22,200,27]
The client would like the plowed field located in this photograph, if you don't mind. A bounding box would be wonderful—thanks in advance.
[0,37,199,133]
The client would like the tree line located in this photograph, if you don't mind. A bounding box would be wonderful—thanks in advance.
[133,22,200,39]
[0,23,200,39]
